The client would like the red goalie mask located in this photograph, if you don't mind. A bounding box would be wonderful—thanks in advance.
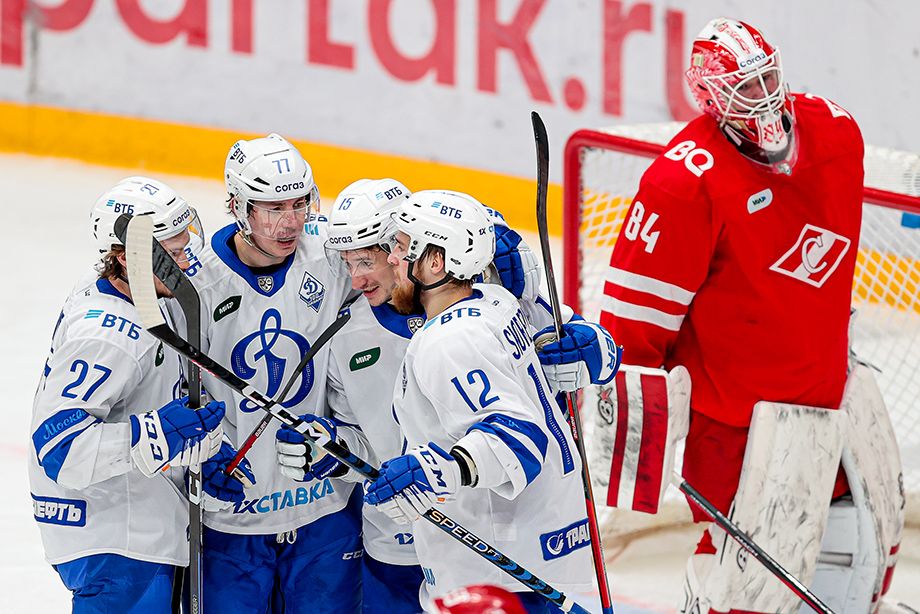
[685,18,797,171]
[433,585,528,614]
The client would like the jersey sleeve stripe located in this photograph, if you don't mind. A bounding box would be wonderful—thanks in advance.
[606,267,695,305]
[601,296,685,332]
[467,415,547,485]
[32,409,99,465]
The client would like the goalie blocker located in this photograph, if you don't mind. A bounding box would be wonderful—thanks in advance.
[590,363,904,613]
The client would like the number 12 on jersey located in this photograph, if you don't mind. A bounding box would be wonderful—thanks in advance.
[451,369,500,412]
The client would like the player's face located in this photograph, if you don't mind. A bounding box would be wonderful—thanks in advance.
[727,68,781,114]
[153,229,192,298]
[387,232,417,314]
[342,246,396,306]
[247,196,307,257]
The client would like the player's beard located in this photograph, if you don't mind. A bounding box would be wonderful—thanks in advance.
[390,279,417,315]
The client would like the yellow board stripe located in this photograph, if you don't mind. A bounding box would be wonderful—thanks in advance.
[0,100,561,235]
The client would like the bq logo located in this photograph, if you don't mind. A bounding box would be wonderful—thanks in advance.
[770,224,851,288]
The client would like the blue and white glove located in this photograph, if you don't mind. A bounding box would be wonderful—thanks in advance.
[130,397,225,477]
[535,320,623,393]
[485,207,541,301]
[276,415,349,482]
[194,438,256,512]
[364,443,463,525]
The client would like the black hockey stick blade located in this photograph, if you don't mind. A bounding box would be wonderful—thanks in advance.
[531,111,565,340]
[122,214,590,614]
[532,111,615,614]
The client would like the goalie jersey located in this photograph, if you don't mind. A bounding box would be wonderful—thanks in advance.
[190,220,354,535]
[29,278,188,565]
[327,297,423,565]
[601,93,864,426]
[393,283,594,599]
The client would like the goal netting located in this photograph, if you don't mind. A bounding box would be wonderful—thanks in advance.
[564,123,920,546]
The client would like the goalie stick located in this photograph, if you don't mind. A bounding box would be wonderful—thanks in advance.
[672,473,835,614]
[119,213,591,614]
[532,111,615,614]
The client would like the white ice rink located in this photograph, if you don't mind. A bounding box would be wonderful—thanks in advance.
[2,153,917,613]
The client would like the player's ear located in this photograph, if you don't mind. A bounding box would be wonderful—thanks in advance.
[428,249,445,276]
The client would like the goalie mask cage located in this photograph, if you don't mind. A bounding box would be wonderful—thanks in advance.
[564,123,920,542]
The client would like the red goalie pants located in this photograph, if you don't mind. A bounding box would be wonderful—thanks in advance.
[682,409,850,553]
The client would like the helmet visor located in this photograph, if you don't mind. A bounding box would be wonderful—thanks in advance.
[247,197,310,241]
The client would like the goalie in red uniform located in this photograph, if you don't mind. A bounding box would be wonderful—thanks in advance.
[595,17,905,614]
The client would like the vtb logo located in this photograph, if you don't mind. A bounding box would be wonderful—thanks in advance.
[770,224,851,287]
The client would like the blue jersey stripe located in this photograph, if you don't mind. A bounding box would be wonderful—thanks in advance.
[468,414,547,485]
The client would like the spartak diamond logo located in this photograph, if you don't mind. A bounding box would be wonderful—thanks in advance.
[770,224,851,287]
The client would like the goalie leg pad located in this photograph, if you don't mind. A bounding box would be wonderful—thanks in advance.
[688,401,846,613]
[588,365,690,514]
[806,498,882,614]
[830,363,905,612]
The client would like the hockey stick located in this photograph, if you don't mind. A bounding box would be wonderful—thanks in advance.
[532,111,615,614]
[120,214,591,614]
[122,216,206,614]
[224,308,351,474]
[671,473,834,614]
[181,279,204,614]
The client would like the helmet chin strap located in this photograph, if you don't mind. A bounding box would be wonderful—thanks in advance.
[238,228,282,261]
[407,260,452,312]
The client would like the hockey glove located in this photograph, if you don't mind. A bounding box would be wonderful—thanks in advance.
[276,415,350,482]
[364,443,463,524]
[130,397,225,477]
[535,319,623,393]
[195,438,256,512]
[485,207,541,301]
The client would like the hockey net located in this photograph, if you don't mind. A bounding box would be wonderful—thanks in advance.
[564,124,920,546]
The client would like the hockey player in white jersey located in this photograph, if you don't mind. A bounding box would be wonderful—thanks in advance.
[188,134,366,613]
[29,177,249,613]
[276,177,425,613]
[363,190,599,613]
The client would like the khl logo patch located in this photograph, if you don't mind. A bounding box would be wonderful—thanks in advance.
[257,276,273,293]
[299,271,325,312]
[230,309,313,412]
[407,316,425,334]
[769,224,851,288]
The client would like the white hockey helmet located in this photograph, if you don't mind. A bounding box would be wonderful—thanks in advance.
[224,133,319,236]
[90,176,200,256]
[389,189,495,282]
[327,178,411,251]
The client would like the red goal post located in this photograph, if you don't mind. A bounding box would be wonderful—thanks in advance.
[563,124,920,530]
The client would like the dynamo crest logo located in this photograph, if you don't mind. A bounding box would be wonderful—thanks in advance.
[230,308,314,413]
